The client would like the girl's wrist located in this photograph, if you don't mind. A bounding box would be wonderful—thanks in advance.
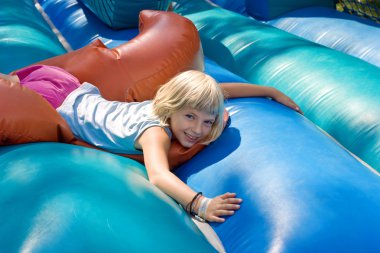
[193,195,204,214]
[197,197,211,220]
[185,192,211,222]
[185,192,203,217]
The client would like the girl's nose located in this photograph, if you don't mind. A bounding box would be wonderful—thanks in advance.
[191,122,202,136]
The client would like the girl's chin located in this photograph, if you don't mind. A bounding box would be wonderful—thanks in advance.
[180,141,196,148]
[179,138,198,148]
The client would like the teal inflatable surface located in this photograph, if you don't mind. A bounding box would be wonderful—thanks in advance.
[0,143,216,252]
[80,0,171,29]
[0,0,66,73]
[267,6,380,68]
[211,0,380,68]
[0,0,217,251]
[2,0,380,252]
[245,0,334,20]
[173,0,380,171]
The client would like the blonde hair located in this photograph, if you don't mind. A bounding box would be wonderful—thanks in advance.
[153,70,225,144]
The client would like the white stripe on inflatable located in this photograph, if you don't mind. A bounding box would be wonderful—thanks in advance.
[192,218,226,253]
[34,0,73,52]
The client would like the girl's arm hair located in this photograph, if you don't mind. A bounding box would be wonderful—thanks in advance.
[137,126,241,222]
[220,83,302,113]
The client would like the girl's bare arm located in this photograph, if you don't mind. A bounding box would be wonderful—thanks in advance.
[138,126,241,222]
[138,127,196,205]
[220,83,302,113]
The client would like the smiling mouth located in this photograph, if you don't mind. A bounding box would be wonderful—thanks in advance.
[184,132,200,143]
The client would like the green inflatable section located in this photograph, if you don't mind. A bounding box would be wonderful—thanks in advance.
[0,143,216,252]
[80,0,172,29]
[174,0,380,171]
[0,0,66,73]
[245,0,334,20]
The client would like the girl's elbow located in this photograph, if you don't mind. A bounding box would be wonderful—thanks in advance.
[148,174,165,188]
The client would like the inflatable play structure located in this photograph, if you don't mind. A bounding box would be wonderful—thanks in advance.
[175,0,380,172]
[1,0,380,252]
[211,0,380,68]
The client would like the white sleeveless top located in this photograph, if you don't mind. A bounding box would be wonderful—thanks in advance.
[57,82,172,154]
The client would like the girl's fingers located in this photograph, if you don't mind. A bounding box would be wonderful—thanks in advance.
[289,101,303,114]
[206,193,242,222]
[221,204,241,210]
[287,102,302,114]
[215,210,235,216]
[210,216,225,223]
[208,209,236,222]
[220,192,236,199]
[276,95,302,113]
[223,198,243,204]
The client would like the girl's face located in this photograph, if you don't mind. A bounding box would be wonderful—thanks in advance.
[169,107,216,148]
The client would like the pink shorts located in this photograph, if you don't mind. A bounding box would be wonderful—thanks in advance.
[16,65,80,109]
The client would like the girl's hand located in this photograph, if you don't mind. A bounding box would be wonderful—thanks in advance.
[204,192,242,223]
[0,73,20,83]
[272,90,303,114]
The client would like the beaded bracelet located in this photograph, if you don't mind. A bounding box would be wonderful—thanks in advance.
[185,192,202,216]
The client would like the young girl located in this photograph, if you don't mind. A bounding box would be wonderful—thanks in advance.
[2,66,301,222]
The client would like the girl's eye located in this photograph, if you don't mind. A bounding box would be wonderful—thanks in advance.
[185,114,194,120]
[204,120,214,126]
